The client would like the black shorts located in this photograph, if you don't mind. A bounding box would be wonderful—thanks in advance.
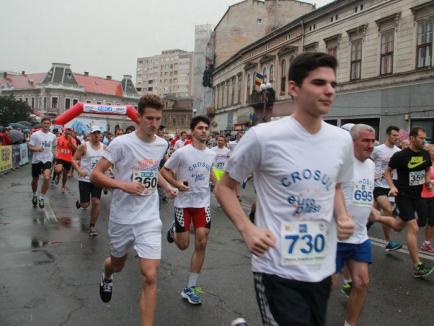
[373,187,390,199]
[418,197,434,227]
[78,181,102,203]
[55,159,72,171]
[31,161,52,178]
[395,193,424,222]
[253,272,331,326]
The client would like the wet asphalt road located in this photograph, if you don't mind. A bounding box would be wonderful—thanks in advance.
[1,165,434,326]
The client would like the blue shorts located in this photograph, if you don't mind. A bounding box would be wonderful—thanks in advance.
[336,239,372,273]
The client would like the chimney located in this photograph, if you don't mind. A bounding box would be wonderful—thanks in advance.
[106,75,112,80]
[84,71,89,76]
[3,72,6,79]
[21,71,26,76]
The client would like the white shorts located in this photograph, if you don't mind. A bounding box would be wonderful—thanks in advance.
[108,219,162,259]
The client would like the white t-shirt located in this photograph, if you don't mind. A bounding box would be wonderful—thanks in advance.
[371,144,400,188]
[225,116,354,282]
[164,144,216,208]
[227,140,238,155]
[103,132,168,225]
[78,142,105,183]
[211,146,230,170]
[29,130,57,163]
[173,139,185,151]
[341,158,375,244]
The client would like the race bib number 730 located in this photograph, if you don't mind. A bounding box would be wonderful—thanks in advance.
[280,221,329,266]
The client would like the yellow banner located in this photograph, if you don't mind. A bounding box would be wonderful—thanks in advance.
[0,145,13,173]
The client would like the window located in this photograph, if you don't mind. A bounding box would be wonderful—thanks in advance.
[416,21,432,68]
[269,65,274,85]
[262,66,267,83]
[380,30,394,75]
[280,60,286,94]
[326,38,338,58]
[237,74,242,104]
[65,98,71,109]
[351,39,362,80]
[31,97,35,108]
[231,76,236,105]
[51,96,58,109]
[257,18,262,24]
[73,99,78,105]
[246,73,251,97]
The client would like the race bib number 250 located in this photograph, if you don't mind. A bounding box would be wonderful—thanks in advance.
[280,221,329,266]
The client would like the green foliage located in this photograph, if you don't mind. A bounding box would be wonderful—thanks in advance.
[0,95,32,126]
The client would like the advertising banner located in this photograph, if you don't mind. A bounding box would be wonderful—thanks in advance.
[83,104,127,115]
[0,145,13,173]
[65,118,108,136]
[19,143,29,165]
[12,144,20,169]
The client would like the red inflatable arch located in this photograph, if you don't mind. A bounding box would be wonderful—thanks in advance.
[53,102,139,126]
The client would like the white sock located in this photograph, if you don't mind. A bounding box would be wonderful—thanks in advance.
[187,272,199,288]
[33,192,37,196]
[424,240,431,245]
[39,194,44,199]
[343,278,352,284]
[344,321,351,326]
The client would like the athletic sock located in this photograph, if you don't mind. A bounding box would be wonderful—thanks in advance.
[33,192,37,196]
[343,278,352,284]
[187,272,199,288]
[39,194,45,200]
[344,321,351,326]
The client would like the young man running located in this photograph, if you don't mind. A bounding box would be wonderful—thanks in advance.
[380,127,434,277]
[53,127,77,193]
[215,52,355,325]
[370,126,402,251]
[211,134,230,183]
[28,117,57,209]
[91,94,176,326]
[72,125,105,237]
[336,124,376,326]
[161,115,216,305]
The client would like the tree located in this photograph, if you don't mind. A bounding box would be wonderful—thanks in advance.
[0,95,32,126]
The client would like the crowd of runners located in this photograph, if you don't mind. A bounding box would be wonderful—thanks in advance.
[22,52,434,326]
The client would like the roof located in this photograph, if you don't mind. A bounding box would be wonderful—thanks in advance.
[0,73,45,90]
[74,74,124,97]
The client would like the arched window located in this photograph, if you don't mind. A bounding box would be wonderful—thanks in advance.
[246,73,251,97]
[262,66,267,83]
[269,64,274,85]
[280,60,286,94]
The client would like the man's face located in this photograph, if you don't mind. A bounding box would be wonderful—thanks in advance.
[64,129,72,137]
[288,67,337,117]
[180,132,187,140]
[411,130,426,150]
[354,129,376,161]
[41,120,51,132]
[387,130,400,145]
[90,131,101,142]
[216,136,225,147]
[139,107,162,136]
[192,121,209,143]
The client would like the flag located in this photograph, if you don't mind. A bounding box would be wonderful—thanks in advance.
[255,72,264,86]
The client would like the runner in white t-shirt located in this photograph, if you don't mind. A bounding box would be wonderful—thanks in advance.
[370,125,402,252]
[90,95,177,326]
[215,53,355,326]
[161,115,216,305]
[28,117,57,209]
[71,125,105,237]
[173,130,187,151]
[211,134,230,182]
[336,124,376,326]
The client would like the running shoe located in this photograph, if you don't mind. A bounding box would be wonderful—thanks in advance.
[99,274,113,303]
[38,198,44,209]
[89,226,98,237]
[75,200,81,209]
[420,242,434,253]
[385,240,402,252]
[181,286,203,305]
[340,282,352,297]
[32,195,38,207]
[166,221,175,243]
[413,262,434,278]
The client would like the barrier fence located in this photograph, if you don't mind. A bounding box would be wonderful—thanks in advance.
[0,144,29,174]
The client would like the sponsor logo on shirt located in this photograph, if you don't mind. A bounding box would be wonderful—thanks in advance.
[407,156,426,169]
[281,168,332,191]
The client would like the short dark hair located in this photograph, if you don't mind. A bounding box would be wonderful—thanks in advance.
[190,115,210,130]
[386,125,400,135]
[138,94,164,115]
[288,52,338,86]
[41,116,51,123]
[410,127,426,138]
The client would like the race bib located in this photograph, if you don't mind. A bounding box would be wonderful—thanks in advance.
[215,161,225,170]
[351,179,373,207]
[280,221,329,266]
[133,169,158,196]
[409,170,425,186]
[90,157,101,170]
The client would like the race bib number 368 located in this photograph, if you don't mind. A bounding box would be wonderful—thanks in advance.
[280,221,329,266]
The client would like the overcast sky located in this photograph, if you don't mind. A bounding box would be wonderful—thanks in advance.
[1,0,334,80]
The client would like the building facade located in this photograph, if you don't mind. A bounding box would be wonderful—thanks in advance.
[211,0,434,141]
[136,49,193,97]
[161,95,193,133]
[0,62,139,130]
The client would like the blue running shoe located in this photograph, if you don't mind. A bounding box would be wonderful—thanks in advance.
[181,286,203,305]
[166,222,175,243]
[385,240,402,252]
